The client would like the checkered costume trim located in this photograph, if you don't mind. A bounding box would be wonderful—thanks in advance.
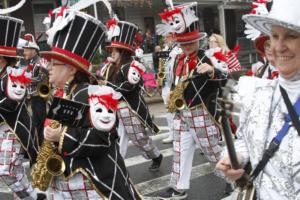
[117,102,160,159]
[0,123,36,200]
[48,173,103,200]
[170,106,222,187]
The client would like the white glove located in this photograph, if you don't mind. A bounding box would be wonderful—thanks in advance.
[244,23,261,41]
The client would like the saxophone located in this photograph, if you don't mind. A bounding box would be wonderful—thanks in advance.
[31,97,66,191]
[167,80,188,113]
[157,58,166,87]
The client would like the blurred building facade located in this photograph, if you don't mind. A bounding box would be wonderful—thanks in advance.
[1,0,256,67]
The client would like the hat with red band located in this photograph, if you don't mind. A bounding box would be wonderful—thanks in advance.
[0,15,23,57]
[40,10,106,78]
[106,19,138,53]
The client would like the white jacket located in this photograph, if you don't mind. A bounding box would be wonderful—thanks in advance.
[232,76,300,200]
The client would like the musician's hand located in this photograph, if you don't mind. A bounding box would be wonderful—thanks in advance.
[44,125,62,142]
[197,63,214,77]
[216,156,245,181]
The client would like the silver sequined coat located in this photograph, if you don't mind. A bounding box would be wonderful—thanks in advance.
[234,76,300,200]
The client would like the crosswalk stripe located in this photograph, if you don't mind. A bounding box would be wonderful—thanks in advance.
[136,162,213,195]
[0,147,175,194]
[125,148,173,167]
[128,131,170,147]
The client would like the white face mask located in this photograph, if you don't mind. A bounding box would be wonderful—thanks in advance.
[89,98,116,132]
[168,14,186,34]
[7,78,26,101]
[128,67,141,84]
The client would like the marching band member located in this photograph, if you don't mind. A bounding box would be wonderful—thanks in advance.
[20,33,49,140]
[217,0,300,199]
[0,14,44,200]
[101,19,163,172]
[252,35,278,79]
[160,35,182,144]
[0,66,40,200]
[40,10,141,199]
[155,1,226,199]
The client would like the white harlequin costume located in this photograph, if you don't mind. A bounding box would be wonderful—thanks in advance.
[156,1,226,195]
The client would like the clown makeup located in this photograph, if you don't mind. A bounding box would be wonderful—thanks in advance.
[180,40,199,56]
[89,98,116,132]
[7,78,26,101]
[128,67,141,84]
[168,14,186,34]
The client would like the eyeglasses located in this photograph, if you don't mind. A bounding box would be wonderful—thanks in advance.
[48,60,68,69]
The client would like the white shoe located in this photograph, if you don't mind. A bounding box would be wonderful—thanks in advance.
[162,135,173,144]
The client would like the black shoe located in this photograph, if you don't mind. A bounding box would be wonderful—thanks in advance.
[224,183,233,196]
[157,187,187,200]
[149,154,163,172]
[37,193,47,200]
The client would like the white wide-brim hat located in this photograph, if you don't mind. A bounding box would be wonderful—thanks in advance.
[243,0,300,35]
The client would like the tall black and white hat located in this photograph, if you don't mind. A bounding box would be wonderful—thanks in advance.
[106,19,138,53]
[0,15,23,57]
[41,10,106,77]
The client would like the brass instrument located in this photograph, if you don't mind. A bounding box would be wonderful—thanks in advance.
[31,120,66,191]
[37,82,51,99]
[167,80,188,112]
[157,58,166,87]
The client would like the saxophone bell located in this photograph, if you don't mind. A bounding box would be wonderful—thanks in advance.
[174,98,186,110]
[158,71,165,79]
[46,154,66,176]
[37,83,51,99]
[157,71,166,87]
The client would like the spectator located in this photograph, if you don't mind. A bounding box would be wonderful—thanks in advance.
[152,45,162,73]
[142,29,157,53]
[208,33,243,72]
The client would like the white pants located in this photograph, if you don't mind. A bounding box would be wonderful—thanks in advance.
[170,107,222,190]
[165,112,174,139]
[162,85,174,140]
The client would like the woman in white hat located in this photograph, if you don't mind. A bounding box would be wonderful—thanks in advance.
[216,0,300,199]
